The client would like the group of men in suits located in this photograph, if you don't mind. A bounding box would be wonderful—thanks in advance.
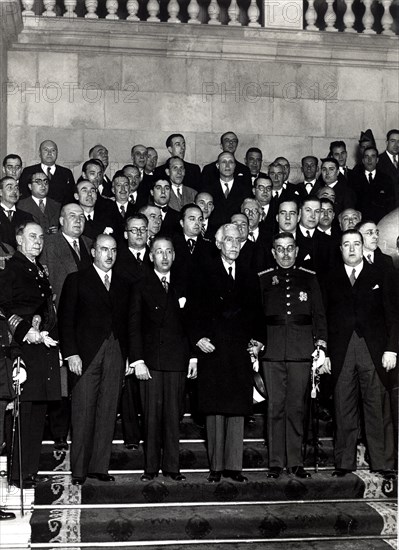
[0,126,398,503]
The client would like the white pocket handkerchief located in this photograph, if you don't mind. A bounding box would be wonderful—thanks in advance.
[372,284,379,290]
[179,297,187,308]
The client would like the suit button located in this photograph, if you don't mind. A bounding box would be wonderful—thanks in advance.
[287,311,291,315]
[41,293,45,297]
[286,294,290,298]
[287,286,290,290]
[287,302,291,306]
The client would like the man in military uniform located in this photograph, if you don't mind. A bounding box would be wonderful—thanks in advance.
[259,232,327,479]
[0,221,60,488]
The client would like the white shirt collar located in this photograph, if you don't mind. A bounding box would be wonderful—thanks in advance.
[221,257,235,278]
[344,261,363,280]
[32,196,46,208]
[1,202,16,212]
[93,264,112,285]
[299,225,315,238]
[318,226,332,236]
[154,270,170,283]
[62,232,79,247]
[41,163,55,175]
[365,169,376,177]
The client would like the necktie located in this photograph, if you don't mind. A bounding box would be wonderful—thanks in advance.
[72,239,81,260]
[306,230,311,238]
[177,187,183,206]
[6,209,13,221]
[104,273,110,291]
[224,183,230,199]
[305,183,313,194]
[248,231,254,242]
[120,205,126,217]
[187,239,195,254]
[47,167,52,181]
[161,276,168,293]
[349,268,356,286]
[39,199,45,213]
[87,214,92,221]
[368,173,373,184]
[161,206,168,213]
[393,154,398,169]
[227,266,235,289]
[367,254,373,264]
[274,191,279,199]
[136,252,142,265]
[129,195,135,204]
[201,223,206,237]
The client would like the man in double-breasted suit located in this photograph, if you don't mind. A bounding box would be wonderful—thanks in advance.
[322,229,399,478]
[0,177,33,248]
[186,224,264,483]
[0,221,61,488]
[58,234,131,485]
[129,235,197,481]
[154,134,202,192]
[17,171,61,234]
[378,130,399,207]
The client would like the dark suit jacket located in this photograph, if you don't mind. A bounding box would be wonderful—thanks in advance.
[322,261,399,388]
[114,244,152,285]
[17,196,61,234]
[297,180,324,198]
[58,265,130,377]
[296,226,335,281]
[40,231,92,308]
[129,269,190,372]
[154,160,202,192]
[171,233,214,291]
[201,159,251,188]
[108,201,138,243]
[186,254,264,416]
[369,247,395,272]
[349,169,395,223]
[19,164,75,205]
[378,151,399,191]
[319,179,356,216]
[159,206,181,236]
[0,208,33,248]
[201,175,253,232]
[81,205,116,241]
[168,185,197,212]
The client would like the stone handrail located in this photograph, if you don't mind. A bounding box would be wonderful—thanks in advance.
[18,0,399,35]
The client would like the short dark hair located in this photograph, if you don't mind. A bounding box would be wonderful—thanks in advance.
[2,154,22,168]
[121,164,138,172]
[166,134,184,148]
[0,176,17,190]
[362,146,379,157]
[253,175,272,187]
[150,176,171,190]
[320,157,339,169]
[15,220,40,238]
[329,141,346,154]
[150,234,174,252]
[387,129,399,140]
[320,198,335,209]
[300,196,321,209]
[220,131,238,144]
[112,170,128,182]
[273,231,296,247]
[180,203,202,221]
[301,155,318,166]
[340,229,363,245]
[355,219,377,232]
[277,198,300,212]
[82,159,104,173]
[245,147,262,159]
[166,156,184,170]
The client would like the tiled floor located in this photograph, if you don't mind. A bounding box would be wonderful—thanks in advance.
[0,457,33,549]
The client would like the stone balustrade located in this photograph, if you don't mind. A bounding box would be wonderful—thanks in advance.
[18,0,398,35]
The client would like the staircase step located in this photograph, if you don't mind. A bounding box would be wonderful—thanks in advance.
[30,500,397,543]
[33,471,397,505]
[38,439,347,472]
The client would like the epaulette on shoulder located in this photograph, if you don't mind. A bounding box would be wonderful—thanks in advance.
[258,268,274,277]
[298,266,316,275]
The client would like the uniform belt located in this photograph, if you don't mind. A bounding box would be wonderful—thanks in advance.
[265,314,312,325]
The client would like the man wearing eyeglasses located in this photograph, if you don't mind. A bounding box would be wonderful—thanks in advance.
[18,172,61,234]
[258,232,327,480]
[356,220,394,272]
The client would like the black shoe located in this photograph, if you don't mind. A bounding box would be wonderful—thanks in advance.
[163,471,186,481]
[223,470,248,482]
[54,437,68,451]
[288,466,311,479]
[332,468,352,477]
[207,470,222,483]
[124,443,139,450]
[87,473,115,482]
[267,467,283,479]
[0,509,16,521]
[140,472,157,482]
[372,469,397,480]
[71,476,86,486]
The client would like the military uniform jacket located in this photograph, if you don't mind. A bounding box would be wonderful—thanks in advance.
[0,251,60,401]
[258,265,327,362]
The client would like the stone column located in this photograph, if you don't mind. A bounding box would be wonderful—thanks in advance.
[0,0,23,162]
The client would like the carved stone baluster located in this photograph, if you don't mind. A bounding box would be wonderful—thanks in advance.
[343,0,356,32]
[64,0,77,17]
[324,0,338,31]
[362,0,376,33]
[228,0,241,25]
[305,0,318,30]
[21,0,35,16]
[42,0,56,16]
[147,0,160,21]
[247,0,261,27]
[85,0,98,18]
[105,0,119,19]
[380,0,394,35]
[188,0,201,23]
[126,0,139,20]
[208,0,221,25]
[167,0,180,22]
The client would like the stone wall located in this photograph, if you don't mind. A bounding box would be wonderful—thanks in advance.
[6,18,399,181]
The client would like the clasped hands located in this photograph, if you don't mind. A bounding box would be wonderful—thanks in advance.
[24,328,58,348]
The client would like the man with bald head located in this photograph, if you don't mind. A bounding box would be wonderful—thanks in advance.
[20,140,75,204]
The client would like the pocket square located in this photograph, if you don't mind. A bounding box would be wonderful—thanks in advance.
[372,284,379,290]
[304,254,311,261]
[178,297,186,308]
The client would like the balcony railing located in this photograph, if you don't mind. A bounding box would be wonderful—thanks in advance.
[19,0,398,35]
